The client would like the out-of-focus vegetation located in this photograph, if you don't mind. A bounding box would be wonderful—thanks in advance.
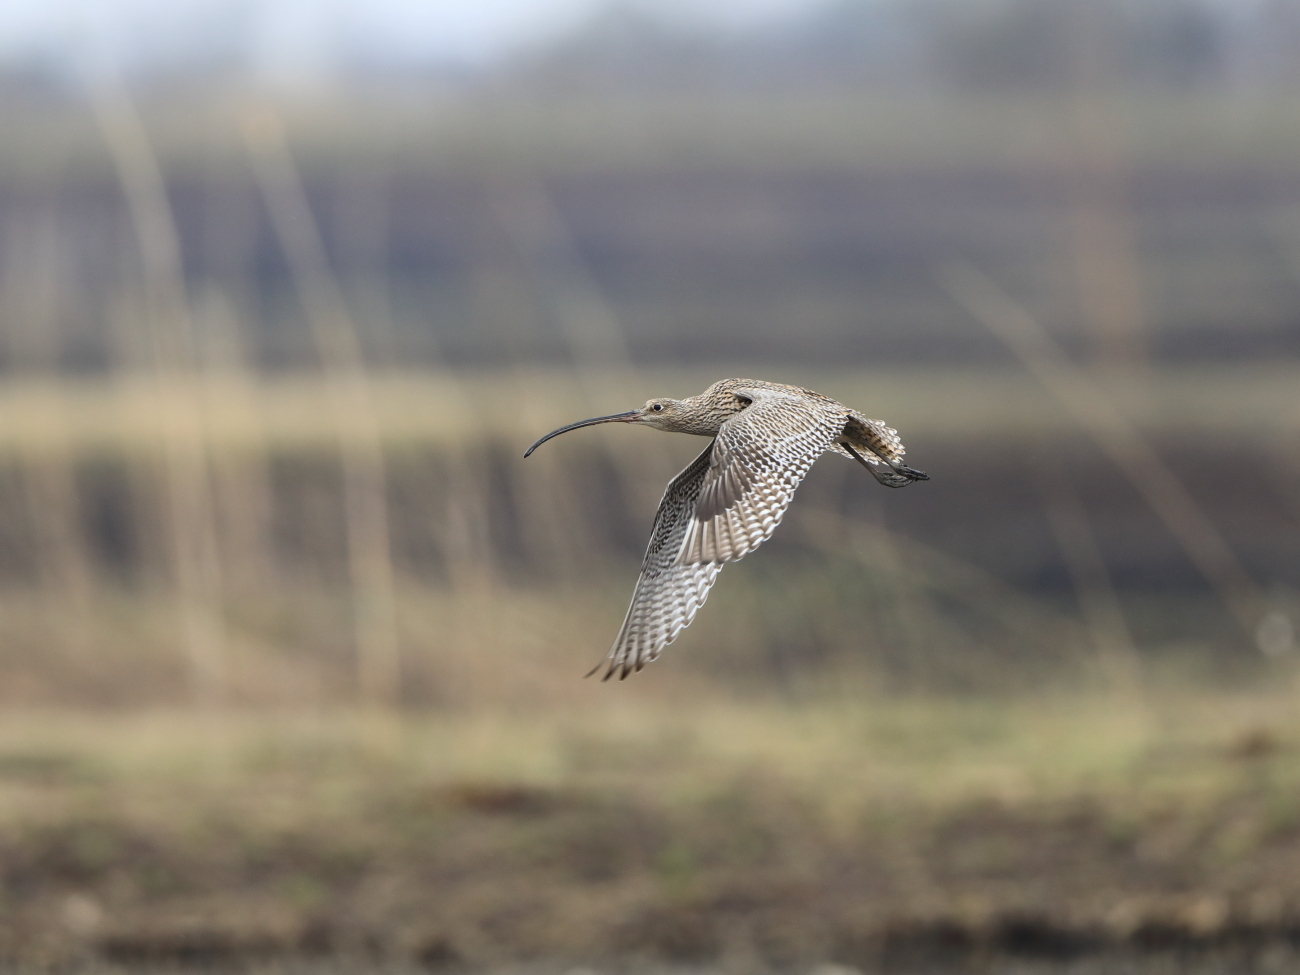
[0,362,1291,707]
[0,0,1297,967]
[5,690,1300,967]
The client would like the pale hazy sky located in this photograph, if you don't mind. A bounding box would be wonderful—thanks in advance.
[0,0,829,77]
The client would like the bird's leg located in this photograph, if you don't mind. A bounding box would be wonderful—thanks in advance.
[842,443,929,487]
[842,443,898,486]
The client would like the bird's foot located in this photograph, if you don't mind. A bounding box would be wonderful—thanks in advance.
[844,443,930,487]
[869,468,917,489]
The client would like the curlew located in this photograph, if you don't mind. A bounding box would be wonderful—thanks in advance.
[524,378,929,680]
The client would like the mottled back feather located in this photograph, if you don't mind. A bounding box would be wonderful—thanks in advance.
[831,412,906,464]
[681,387,849,564]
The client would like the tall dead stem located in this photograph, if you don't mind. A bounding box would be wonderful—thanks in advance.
[1062,1,1148,375]
[941,261,1273,648]
[89,78,227,705]
[242,108,400,710]
[486,177,672,515]
[1036,449,1144,699]
[3,201,98,655]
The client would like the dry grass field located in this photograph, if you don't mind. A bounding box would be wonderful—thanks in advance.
[4,684,1300,968]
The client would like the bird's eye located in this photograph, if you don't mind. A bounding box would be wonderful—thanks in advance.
[651,403,664,412]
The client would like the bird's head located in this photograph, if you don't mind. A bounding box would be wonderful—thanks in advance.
[637,397,695,430]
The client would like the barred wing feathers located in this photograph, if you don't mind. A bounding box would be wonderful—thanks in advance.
[593,444,723,680]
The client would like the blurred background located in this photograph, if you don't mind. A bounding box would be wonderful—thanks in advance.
[0,0,1299,968]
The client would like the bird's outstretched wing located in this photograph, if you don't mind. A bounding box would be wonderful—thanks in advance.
[593,444,723,680]
[679,387,849,564]
[593,388,847,680]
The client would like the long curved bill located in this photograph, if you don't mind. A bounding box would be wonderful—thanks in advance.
[524,411,641,457]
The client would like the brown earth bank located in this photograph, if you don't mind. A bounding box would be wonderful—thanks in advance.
[8,766,1300,970]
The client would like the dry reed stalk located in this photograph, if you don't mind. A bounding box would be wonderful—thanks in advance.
[1062,1,1148,374]
[466,194,593,580]
[798,506,1088,653]
[197,168,278,593]
[333,162,508,671]
[89,79,228,704]
[484,177,674,514]
[1035,450,1145,699]
[2,202,97,651]
[795,462,950,683]
[335,170,400,365]
[242,108,400,709]
[1254,218,1300,659]
[192,286,279,592]
[799,494,927,686]
[940,261,1272,646]
[333,169,500,597]
[1261,216,1300,519]
[486,179,635,374]
[438,454,495,594]
[509,439,603,582]
[104,282,174,595]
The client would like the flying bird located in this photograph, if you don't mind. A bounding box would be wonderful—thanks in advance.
[524,378,928,680]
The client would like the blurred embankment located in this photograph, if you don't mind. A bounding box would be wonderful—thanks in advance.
[0,86,1297,704]
[0,364,1292,703]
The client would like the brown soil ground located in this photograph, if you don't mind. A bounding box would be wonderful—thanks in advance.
[3,696,1300,971]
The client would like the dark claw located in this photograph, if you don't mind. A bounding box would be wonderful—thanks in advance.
[870,469,915,489]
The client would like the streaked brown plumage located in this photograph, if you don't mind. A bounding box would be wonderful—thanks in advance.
[524,378,929,680]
